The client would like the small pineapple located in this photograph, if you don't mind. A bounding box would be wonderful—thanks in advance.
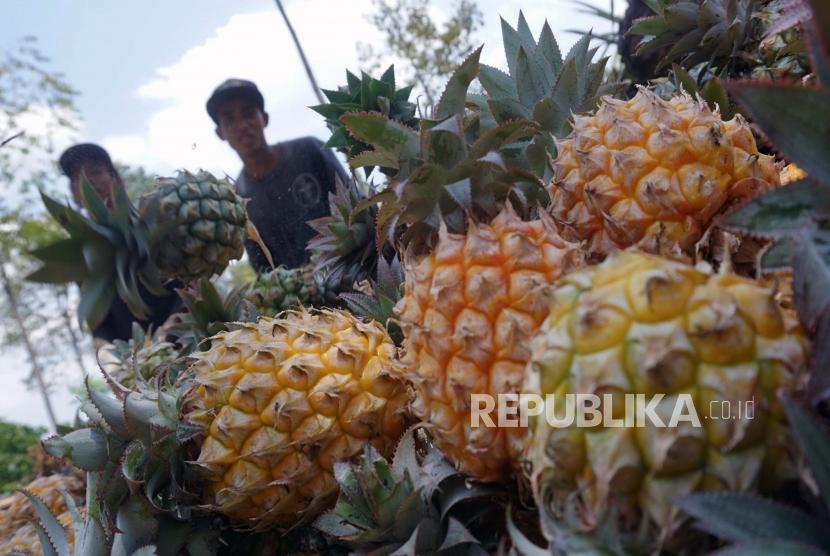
[549,87,779,257]
[526,251,808,544]
[140,170,247,283]
[46,309,411,533]
[100,322,178,389]
[245,265,323,316]
[183,309,410,529]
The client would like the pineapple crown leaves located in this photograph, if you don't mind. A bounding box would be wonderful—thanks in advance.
[314,426,500,554]
[340,255,404,343]
[168,277,251,354]
[28,176,168,331]
[312,65,418,175]
[479,14,625,179]
[627,0,759,73]
[721,0,830,398]
[22,485,113,556]
[675,398,830,554]
[306,175,381,291]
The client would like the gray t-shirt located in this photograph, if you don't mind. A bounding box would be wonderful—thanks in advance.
[235,137,349,271]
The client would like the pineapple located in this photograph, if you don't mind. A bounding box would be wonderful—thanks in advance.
[549,87,779,257]
[140,170,247,283]
[336,15,624,482]
[46,309,410,533]
[395,209,582,482]
[100,322,178,389]
[29,170,247,331]
[245,265,324,316]
[526,251,808,543]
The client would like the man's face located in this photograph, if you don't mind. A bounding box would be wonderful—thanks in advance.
[70,161,117,206]
[215,98,268,156]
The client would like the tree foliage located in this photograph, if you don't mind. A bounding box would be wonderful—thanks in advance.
[358,0,483,108]
[0,419,44,494]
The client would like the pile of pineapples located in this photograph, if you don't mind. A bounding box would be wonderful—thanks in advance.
[7,1,830,554]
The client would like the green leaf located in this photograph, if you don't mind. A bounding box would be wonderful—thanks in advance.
[536,20,563,74]
[488,98,531,123]
[761,239,794,270]
[112,495,159,555]
[469,120,538,159]
[792,226,830,328]
[806,0,830,87]
[78,273,116,332]
[728,84,830,187]
[20,490,70,556]
[444,179,472,212]
[723,180,830,239]
[426,115,466,168]
[349,150,400,170]
[26,261,87,284]
[433,46,482,120]
[516,46,547,109]
[700,78,732,118]
[42,428,109,471]
[479,64,516,100]
[341,113,419,159]
[628,15,667,36]
[783,397,830,511]
[79,174,112,224]
[675,492,830,546]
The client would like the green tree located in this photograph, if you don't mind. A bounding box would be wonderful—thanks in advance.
[358,0,483,109]
[0,36,83,431]
[0,419,45,494]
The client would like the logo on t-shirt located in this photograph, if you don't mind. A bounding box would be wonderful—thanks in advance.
[291,173,322,208]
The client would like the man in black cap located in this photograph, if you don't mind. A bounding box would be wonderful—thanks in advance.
[58,143,180,343]
[58,142,124,207]
[207,78,349,272]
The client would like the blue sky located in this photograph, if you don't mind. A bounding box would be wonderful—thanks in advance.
[1,0,618,427]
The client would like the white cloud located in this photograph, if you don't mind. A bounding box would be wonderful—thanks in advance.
[103,0,380,178]
[101,0,619,178]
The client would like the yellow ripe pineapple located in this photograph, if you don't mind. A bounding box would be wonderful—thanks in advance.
[526,251,808,543]
[182,308,410,528]
[549,88,779,257]
[396,208,582,481]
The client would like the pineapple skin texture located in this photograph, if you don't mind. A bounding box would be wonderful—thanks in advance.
[549,89,779,256]
[526,252,807,536]
[141,170,247,283]
[182,309,409,529]
[395,208,583,482]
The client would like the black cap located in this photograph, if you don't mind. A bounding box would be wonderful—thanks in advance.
[206,78,265,123]
[58,143,114,178]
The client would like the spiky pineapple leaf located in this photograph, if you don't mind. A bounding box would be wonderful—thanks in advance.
[761,239,794,270]
[21,490,70,556]
[783,397,830,510]
[728,84,830,187]
[479,64,516,100]
[340,113,420,160]
[675,492,830,546]
[42,428,110,471]
[433,46,483,121]
[723,180,830,239]
[805,0,830,87]
[792,226,830,328]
